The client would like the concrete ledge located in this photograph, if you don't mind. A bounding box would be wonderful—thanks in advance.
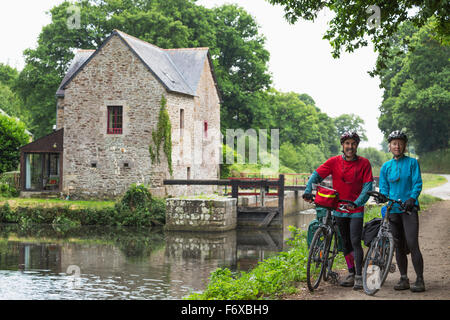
[165,195,237,231]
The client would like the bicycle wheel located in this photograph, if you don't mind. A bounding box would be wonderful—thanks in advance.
[307,227,328,291]
[323,228,338,282]
[362,233,394,295]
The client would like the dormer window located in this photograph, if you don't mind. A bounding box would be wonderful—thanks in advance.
[107,106,122,134]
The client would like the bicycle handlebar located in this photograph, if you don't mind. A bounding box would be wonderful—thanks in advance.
[366,191,418,215]
[366,191,403,205]
[306,194,357,212]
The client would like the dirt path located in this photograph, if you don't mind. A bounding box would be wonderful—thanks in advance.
[285,199,450,300]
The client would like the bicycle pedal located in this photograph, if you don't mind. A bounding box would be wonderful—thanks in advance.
[390,263,396,273]
[328,271,339,284]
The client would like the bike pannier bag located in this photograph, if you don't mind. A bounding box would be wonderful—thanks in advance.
[362,218,382,247]
[315,207,327,221]
[307,218,344,252]
[314,186,339,210]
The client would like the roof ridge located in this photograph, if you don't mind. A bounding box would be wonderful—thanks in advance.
[113,29,163,51]
[164,47,209,51]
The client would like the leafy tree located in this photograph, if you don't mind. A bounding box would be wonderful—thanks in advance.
[267,90,338,157]
[15,0,271,138]
[266,0,449,64]
[334,113,368,141]
[0,63,19,88]
[0,83,27,123]
[377,18,450,154]
[0,113,30,174]
[212,4,272,130]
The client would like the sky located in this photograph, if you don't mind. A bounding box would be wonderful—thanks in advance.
[0,0,385,149]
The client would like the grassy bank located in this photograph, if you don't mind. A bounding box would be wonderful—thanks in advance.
[187,226,309,299]
[0,184,165,229]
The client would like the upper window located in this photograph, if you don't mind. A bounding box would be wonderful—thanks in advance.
[107,106,122,134]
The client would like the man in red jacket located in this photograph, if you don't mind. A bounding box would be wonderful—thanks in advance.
[303,132,374,290]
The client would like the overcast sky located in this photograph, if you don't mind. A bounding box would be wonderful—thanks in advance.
[0,0,385,149]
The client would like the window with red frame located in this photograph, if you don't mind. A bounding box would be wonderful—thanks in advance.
[107,106,122,134]
[204,121,208,138]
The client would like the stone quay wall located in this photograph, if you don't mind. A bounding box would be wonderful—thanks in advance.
[165,197,237,231]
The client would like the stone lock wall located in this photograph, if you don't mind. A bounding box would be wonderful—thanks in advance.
[165,198,237,231]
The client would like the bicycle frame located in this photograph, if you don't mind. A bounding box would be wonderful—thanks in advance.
[306,197,356,291]
[363,191,405,295]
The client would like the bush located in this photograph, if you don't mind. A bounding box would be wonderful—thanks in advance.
[116,184,166,226]
[0,113,30,174]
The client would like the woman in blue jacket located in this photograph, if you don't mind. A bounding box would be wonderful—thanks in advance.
[379,130,425,292]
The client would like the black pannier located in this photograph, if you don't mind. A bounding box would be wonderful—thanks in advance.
[362,218,382,247]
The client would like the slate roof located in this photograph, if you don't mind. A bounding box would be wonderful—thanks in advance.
[56,30,219,98]
[56,50,94,97]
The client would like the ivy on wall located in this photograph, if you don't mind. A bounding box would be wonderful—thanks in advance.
[149,95,173,175]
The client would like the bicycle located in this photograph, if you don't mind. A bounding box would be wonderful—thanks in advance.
[306,195,356,292]
[362,190,416,296]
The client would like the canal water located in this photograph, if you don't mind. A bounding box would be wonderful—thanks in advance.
[0,210,316,300]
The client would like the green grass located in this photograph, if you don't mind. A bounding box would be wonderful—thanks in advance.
[0,197,115,209]
[422,173,447,190]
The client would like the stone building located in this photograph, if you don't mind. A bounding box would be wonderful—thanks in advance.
[19,30,221,199]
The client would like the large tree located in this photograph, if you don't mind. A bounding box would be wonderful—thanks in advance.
[334,113,368,142]
[377,18,450,154]
[15,0,271,138]
[266,0,449,75]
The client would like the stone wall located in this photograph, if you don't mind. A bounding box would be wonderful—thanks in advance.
[59,34,220,199]
[165,197,237,231]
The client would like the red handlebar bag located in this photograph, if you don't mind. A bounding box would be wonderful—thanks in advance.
[314,186,339,210]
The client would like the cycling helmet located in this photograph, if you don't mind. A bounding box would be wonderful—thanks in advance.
[340,131,361,144]
[388,130,408,143]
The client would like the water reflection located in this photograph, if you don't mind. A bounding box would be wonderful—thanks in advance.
[0,211,315,300]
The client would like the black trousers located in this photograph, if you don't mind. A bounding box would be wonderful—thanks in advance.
[389,211,424,278]
[335,216,364,276]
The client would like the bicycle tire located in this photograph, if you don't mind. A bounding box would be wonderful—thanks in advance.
[323,228,339,282]
[306,227,328,291]
[362,233,394,295]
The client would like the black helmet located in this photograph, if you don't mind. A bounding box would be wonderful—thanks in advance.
[388,130,408,143]
[340,131,360,144]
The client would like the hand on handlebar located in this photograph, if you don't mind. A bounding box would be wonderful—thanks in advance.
[338,200,357,212]
[402,198,416,212]
[302,193,315,203]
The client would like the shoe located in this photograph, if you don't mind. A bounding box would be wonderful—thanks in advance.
[353,275,363,290]
[394,276,410,290]
[411,276,425,292]
[339,272,355,287]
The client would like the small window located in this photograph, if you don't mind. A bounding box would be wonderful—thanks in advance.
[107,106,123,134]
[180,109,184,137]
[123,162,129,168]
[204,121,208,138]
[91,162,97,168]
[187,167,191,180]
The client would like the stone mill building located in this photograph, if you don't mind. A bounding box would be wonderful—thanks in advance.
[19,30,221,199]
